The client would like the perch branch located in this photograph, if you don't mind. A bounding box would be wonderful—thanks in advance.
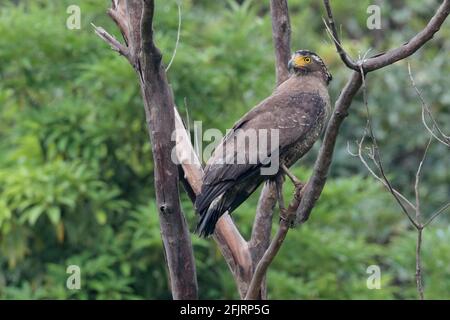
[246,185,304,300]
[362,0,450,72]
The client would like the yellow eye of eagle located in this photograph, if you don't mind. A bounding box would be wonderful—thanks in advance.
[304,57,311,63]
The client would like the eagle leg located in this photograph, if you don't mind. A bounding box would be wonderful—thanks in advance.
[275,174,288,221]
[281,163,303,188]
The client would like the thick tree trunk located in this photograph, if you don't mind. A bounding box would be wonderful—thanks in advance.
[132,0,198,299]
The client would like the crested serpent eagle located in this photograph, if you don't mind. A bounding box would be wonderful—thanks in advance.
[195,50,332,237]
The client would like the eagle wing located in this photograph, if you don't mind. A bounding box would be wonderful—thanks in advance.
[196,91,326,214]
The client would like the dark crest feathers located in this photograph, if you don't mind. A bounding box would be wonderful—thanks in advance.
[295,49,332,84]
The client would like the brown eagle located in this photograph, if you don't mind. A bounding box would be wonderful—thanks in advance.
[195,50,332,237]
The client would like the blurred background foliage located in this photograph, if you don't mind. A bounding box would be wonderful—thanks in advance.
[0,0,448,299]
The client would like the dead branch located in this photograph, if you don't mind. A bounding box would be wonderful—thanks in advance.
[95,0,198,299]
[165,1,181,72]
[407,63,450,147]
[362,0,450,72]
[424,202,450,227]
[347,139,417,211]
[140,0,198,299]
[269,0,292,85]
[295,0,449,225]
[246,184,303,300]
[323,0,359,70]
[350,49,450,301]
[349,132,419,229]
[91,23,131,62]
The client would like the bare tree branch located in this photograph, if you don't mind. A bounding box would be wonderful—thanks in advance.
[350,60,420,229]
[358,66,420,229]
[362,0,450,72]
[248,183,276,299]
[344,4,450,298]
[347,140,416,211]
[246,185,303,300]
[322,0,359,70]
[423,202,450,227]
[269,0,291,85]
[214,216,253,298]
[413,136,426,299]
[166,1,182,72]
[91,23,131,62]
[416,228,424,299]
[407,63,450,147]
[415,136,432,225]
[295,0,449,225]
[107,1,130,45]
[137,0,198,299]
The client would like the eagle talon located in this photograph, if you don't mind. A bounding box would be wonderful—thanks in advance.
[280,163,303,187]
[279,209,296,226]
[294,181,304,190]
[279,208,289,222]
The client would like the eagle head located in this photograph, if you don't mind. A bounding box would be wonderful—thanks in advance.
[288,50,332,85]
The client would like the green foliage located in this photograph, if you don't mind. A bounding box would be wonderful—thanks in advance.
[388,226,450,299]
[0,0,448,299]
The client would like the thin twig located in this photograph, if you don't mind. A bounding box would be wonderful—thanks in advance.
[358,56,429,301]
[423,202,450,227]
[413,136,432,301]
[91,23,131,62]
[415,135,433,225]
[358,65,420,228]
[348,138,416,211]
[322,0,359,70]
[269,0,291,85]
[166,1,182,72]
[416,228,424,300]
[407,63,450,147]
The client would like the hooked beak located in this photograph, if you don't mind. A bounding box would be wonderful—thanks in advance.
[288,59,294,72]
[288,54,307,71]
